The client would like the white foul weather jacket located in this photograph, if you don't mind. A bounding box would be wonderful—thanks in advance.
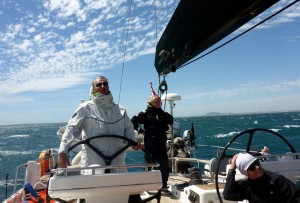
[58,95,136,172]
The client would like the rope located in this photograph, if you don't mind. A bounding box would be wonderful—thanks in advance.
[118,0,133,104]
[177,0,300,70]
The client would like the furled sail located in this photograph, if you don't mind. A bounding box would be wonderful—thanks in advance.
[154,0,279,76]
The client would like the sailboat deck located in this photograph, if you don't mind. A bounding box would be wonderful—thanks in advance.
[158,195,182,203]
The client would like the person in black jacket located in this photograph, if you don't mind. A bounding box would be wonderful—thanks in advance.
[223,153,300,203]
[131,92,173,193]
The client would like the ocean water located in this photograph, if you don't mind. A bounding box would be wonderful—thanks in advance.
[1,112,300,201]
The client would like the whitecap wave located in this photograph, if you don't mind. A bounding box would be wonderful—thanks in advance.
[214,131,240,138]
[0,150,33,156]
[8,134,29,138]
[284,125,300,128]
[0,179,24,187]
[269,128,281,132]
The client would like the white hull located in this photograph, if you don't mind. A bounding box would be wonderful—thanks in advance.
[4,151,300,203]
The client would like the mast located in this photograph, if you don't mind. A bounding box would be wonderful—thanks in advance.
[161,93,181,173]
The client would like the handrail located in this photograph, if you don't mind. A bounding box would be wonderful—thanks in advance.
[10,153,57,195]
[13,163,28,194]
[50,163,160,176]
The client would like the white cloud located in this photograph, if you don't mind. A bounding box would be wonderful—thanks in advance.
[27,27,36,33]
[184,79,300,101]
[176,94,300,117]
[46,0,81,17]
[67,31,85,45]
[0,0,299,106]
[18,39,32,51]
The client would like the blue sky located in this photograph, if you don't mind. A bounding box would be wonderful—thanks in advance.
[0,0,300,125]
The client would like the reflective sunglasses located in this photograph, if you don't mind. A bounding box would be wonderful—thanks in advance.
[96,82,108,87]
[247,159,261,171]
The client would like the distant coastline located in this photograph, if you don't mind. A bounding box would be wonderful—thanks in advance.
[201,110,300,117]
[174,110,300,118]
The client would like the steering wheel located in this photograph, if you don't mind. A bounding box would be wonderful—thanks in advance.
[47,134,159,203]
[67,134,150,165]
[215,128,297,203]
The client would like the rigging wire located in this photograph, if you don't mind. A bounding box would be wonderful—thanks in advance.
[154,0,158,45]
[117,0,133,104]
[177,0,300,70]
[153,0,163,96]
[153,0,168,110]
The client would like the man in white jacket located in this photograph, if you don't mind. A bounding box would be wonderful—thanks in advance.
[58,76,137,172]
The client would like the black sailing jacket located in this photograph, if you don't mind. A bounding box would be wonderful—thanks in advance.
[131,105,173,150]
[223,169,300,203]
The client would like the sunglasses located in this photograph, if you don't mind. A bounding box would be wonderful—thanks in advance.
[247,159,261,171]
[96,82,108,87]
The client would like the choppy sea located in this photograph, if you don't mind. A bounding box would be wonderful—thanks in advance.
[1,112,300,201]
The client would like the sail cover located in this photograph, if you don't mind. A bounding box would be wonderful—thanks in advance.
[154,0,279,76]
